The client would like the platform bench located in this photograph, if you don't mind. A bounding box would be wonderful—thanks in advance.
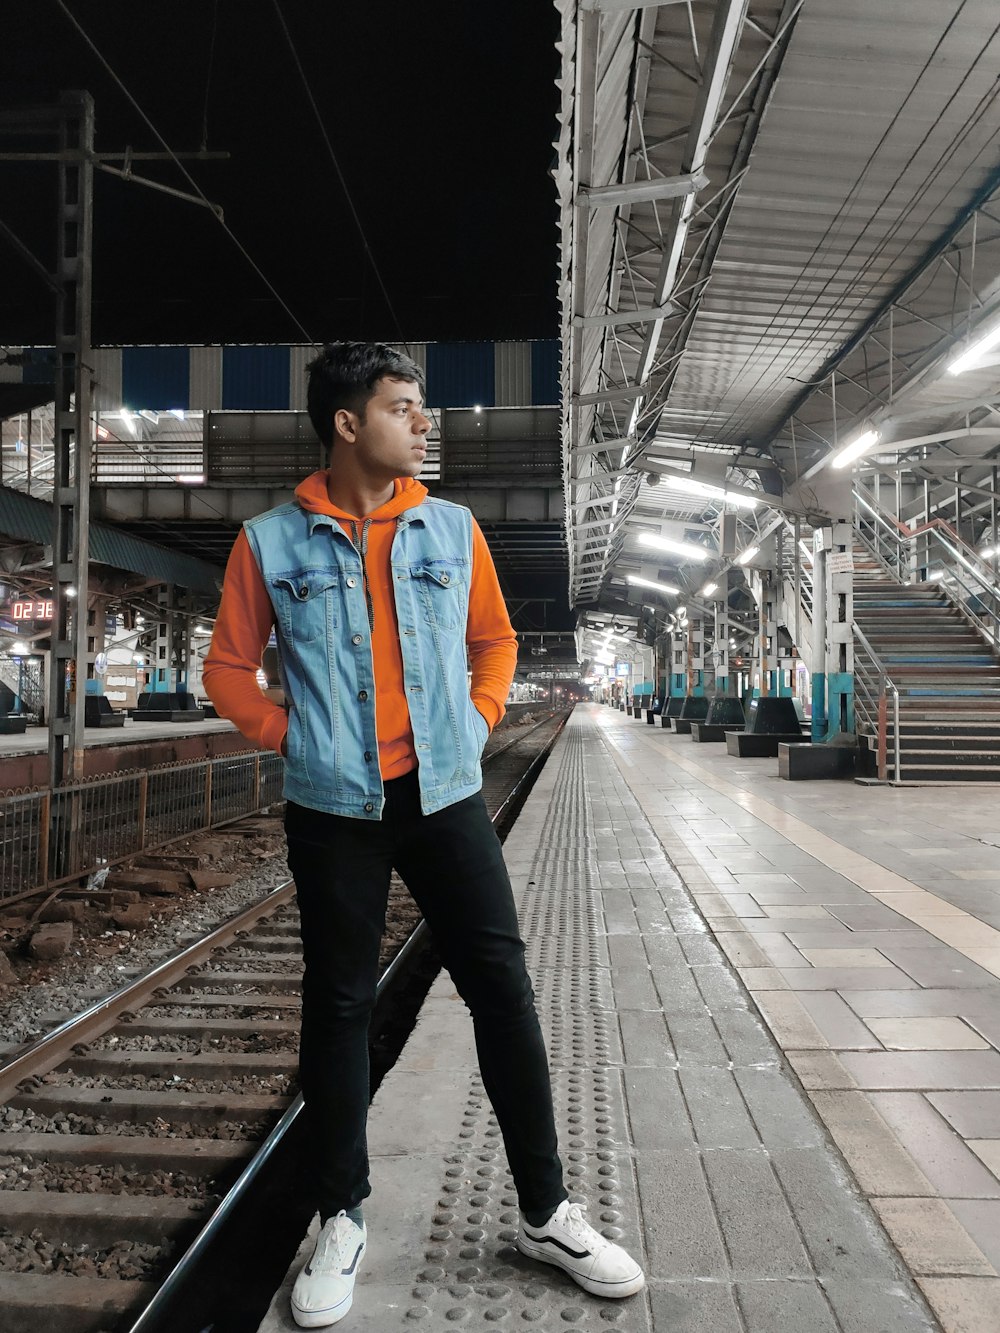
[726,731,809,758]
[778,743,856,780]
[85,695,126,729]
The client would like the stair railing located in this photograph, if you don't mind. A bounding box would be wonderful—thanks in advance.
[853,484,1000,651]
[853,623,901,784]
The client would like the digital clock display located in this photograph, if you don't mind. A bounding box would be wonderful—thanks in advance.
[10,600,54,620]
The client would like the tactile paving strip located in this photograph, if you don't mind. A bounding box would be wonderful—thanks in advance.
[394,725,650,1328]
[401,1076,642,1328]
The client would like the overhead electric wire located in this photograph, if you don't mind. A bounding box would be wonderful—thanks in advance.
[688,3,979,442]
[269,0,409,350]
[721,55,1000,444]
[53,0,315,344]
[689,0,1000,453]
[643,1,977,451]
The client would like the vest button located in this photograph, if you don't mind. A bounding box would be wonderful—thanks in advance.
[440,573,450,584]
[346,577,357,588]
[364,802,374,813]
[299,585,309,597]
[352,634,363,645]
[364,750,373,762]
[358,690,368,701]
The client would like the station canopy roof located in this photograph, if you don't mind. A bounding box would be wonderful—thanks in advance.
[557,0,1000,611]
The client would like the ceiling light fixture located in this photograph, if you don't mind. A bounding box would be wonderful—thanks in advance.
[669,475,760,509]
[627,575,680,595]
[701,581,719,597]
[830,428,880,469]
[948,321,1000,376]
[637,532,710,561]
[736,545,760,566]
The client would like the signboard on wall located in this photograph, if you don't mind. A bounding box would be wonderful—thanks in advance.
[103,667,139,711]
[615,662,630,677]
[828,552,854,576]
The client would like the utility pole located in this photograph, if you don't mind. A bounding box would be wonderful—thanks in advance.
[0,93,228,792]
[49,90,95,787]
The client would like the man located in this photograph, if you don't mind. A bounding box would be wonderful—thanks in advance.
[204,341,643,1328]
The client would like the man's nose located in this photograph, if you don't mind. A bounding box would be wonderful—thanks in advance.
[414,413,431,435]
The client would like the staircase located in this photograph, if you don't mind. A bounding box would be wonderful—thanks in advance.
[853,552,1000,782]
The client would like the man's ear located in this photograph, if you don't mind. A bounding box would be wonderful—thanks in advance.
[333,408,356,443]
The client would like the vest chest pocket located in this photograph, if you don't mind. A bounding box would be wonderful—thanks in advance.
[271,568,339,643]
[409,561,468,630]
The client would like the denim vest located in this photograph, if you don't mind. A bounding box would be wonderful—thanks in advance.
[244,496,489,819]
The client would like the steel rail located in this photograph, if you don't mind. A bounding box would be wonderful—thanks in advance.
[0,714,562,1103]
[0,878,295,1103]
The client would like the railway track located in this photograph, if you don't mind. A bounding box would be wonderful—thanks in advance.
[0,711,566,1333]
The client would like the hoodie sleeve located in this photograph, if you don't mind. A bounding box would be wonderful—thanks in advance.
[466,517,518,731]
[202,530,289,755]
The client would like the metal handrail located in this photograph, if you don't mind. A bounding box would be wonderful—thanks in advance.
[852,622,901,784]
[853,485,1000,651]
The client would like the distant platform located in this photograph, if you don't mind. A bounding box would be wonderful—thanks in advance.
[0,717,254,788]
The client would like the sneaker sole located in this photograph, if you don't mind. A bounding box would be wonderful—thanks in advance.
[290,1292,353,1329]
[290,1247,364,1330]
[516,1237,646,1299]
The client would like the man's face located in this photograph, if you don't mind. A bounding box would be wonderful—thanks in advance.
[335,376,431,481]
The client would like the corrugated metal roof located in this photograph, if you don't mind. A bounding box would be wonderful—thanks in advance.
[663,0,1000,451]
[0,484,221,593]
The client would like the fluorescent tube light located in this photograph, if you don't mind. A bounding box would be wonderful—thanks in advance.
[627,575,680,594]
[701,581,719,596]
[736,545,760,566]
[637,532,710,561]
[830,428,880,469]
[671,476,760,509]
[948,322,1000,376]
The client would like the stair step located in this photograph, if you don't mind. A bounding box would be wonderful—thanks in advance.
[888,727,1000,735]
[896,705,1000,715]
[896,744,1000,758]
[887,663,1000,671]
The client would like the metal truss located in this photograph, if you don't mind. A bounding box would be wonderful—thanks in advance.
[776,170,1000,542]
[558,0,803,606]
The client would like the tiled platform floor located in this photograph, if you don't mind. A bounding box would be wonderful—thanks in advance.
[601,703,1000,1331]
[259,704,1000,1331]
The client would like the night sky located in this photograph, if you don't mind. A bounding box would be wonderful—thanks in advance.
[0,1,561,348]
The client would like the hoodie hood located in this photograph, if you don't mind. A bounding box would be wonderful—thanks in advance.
[294,471,428,522]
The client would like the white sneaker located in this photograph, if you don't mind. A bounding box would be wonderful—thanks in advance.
[290,1211,367,1328]
[517,1200,645,1299]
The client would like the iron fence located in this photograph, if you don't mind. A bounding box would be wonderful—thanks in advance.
[0,751,285,901]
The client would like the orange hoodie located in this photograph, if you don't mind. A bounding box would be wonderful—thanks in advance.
[203,472,518,781]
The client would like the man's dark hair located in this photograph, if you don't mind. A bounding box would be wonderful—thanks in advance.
[305,341,426,451]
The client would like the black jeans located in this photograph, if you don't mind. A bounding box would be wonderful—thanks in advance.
[285,771,567,1221]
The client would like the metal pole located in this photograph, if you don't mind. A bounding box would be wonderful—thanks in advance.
[811,544,827,742]
[48,90,94,789]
